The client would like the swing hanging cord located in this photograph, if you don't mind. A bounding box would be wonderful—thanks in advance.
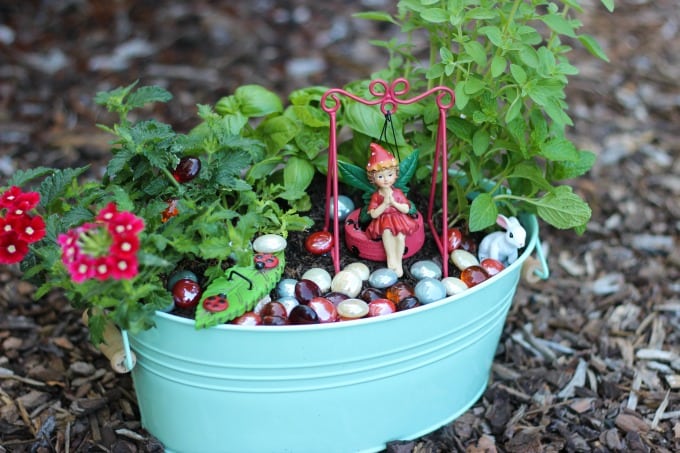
[379,111,400,162]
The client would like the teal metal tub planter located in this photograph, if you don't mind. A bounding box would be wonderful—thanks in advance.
[127,214,543,453]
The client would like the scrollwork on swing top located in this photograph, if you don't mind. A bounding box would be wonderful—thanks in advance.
[320,78,455,115]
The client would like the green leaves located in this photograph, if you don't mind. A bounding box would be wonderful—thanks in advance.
[534,186,592,229]
[234,85,283,117]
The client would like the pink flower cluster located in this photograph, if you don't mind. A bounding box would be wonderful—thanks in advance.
[0,186,46,264]
[58,203,144,282]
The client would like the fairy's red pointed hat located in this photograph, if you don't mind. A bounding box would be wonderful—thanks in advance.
[366,143,397,172]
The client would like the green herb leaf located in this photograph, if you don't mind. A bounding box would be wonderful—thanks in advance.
[283,156,315,194]
[578,34,610,62]
[469,193,498,232]
[234,85,283,117]
[540,14,577,38]
[472,129,490,156]
[534,186,592,229]
[126,86,172,110]
[420,8,449,23]
[550,150,596,180]
[352,11,397,24]
[257,115,299,152]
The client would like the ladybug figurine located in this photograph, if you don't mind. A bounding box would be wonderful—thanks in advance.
[202,294,229,313]
[254,253,279,270]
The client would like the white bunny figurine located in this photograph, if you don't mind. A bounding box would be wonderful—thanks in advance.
[478,214,526,266]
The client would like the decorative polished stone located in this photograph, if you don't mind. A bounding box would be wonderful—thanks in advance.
[447,227,463,252]
[276,296,299,316]
[368,298,396,317]
[481,258,505,277]
[308,297,338,323]
[304,231,333,255]
[324,291,349,306]
[461,265,489,287]
[276,278,298,298]
[414,278,447,304]
[397,296,421,311]
[368,268,398,289]
[295,279,321,304]
[329,195,354,221]
[337,298,369,320]
[460,234,477,254]
[253,295,271,314]
[450,249,479,271]
[330,270,363,298]
[359,287,386,303]
[385,282,414,304]
[288,304,319,325]
[167,269,198,291]
[230,312,262,326]
[302,268,332,293]
[343,262,370,281]
[442,277,468,296]
[253,234,287,253]
[410,260,442,280]
[260,301,288,325]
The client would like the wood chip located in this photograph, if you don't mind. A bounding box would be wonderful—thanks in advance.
[615,413,650,434]
[557,359,587,399]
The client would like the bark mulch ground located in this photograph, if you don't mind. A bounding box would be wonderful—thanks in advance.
[1,1,679,451]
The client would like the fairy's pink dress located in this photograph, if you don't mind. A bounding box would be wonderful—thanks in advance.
[365,188,419,240]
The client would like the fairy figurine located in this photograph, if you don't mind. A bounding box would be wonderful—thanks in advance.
[364,143,420,276]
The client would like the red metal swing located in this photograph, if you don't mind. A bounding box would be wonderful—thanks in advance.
[320,78,455,278]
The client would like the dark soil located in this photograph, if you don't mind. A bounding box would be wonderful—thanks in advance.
[1,1,679,452]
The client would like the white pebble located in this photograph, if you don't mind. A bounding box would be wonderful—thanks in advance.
[302,268,332,293]
[442,277,469,295]
[252,234,287,253]
[450,249,479,270]
[331,270,363,298]
[343,262,370,281]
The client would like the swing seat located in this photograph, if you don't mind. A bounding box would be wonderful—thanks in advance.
[344,208,425,261]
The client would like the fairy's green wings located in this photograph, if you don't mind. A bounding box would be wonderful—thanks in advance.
[337,149,420,196]
[194,251,285,329]
[338,149,420,222]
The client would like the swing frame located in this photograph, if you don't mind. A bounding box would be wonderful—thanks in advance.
[320,78,455,277]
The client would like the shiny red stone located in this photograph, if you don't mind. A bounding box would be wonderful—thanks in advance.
[481,258,505,277]
[385,282,414,304]
[308,297,338,323]
[172,279,202,309]
[172,156,201,183]
[231,312,262,326]
[446,228,463,253]
[260,301,288,325]
[359,287,385,303]
[460,265,489,287]
[295,279,321,304]
[305,231,333,255]
[368,298,396,317]
[288,304,320,325]
[397,296,421,311]
[460,234,477,254]
[324,292,349,306]
[162,199,179,223]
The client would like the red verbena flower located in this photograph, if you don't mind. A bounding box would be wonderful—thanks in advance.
[0,231,29,264]
[12,214,46,244]
[58,204,144,283]
[0,186,23,209]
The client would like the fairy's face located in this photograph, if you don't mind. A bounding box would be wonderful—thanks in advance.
[373,167,397,188]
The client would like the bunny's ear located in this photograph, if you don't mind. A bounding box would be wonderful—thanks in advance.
[496,214,509,229]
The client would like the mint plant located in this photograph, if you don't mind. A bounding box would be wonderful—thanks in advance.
[353,0,615,233]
